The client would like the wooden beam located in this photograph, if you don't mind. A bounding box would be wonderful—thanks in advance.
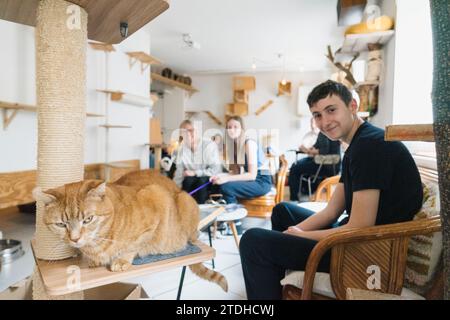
[204,111,223,126]
[385,124,434,142]
[0,0,170,44]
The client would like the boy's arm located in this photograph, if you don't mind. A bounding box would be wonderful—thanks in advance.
[296,183,346,231]
[288,189,380,241]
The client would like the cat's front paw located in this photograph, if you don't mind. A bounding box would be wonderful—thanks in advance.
[110,259,131,272]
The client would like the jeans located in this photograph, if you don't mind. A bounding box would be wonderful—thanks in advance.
[239,202,335,300]
[219,173,272,204]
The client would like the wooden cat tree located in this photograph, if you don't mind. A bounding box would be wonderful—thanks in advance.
[0,0,170,300]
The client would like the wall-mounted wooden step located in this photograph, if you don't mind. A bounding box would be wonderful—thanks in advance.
[126,52,161,73]
[88,42,115,52]
[0,0,170,44]
[97,90,154,108]
[385,124,434,142]
[0,101,104,129]
[31,240,214,296]
[100,124,132,129]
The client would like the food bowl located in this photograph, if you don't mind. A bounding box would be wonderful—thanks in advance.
[0,239,25,265]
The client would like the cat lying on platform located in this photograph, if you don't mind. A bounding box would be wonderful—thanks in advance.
[33,170,228,292]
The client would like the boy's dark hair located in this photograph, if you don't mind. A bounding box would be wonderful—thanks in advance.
[307,80,353,108]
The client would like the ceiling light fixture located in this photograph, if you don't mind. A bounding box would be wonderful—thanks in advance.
[182,33,201,50]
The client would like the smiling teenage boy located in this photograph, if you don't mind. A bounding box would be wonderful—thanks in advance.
[239,80,423,300]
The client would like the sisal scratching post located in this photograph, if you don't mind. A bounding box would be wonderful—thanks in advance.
[33,0,87,300]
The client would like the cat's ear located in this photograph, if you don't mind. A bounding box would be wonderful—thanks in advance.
[33,187,58,205]
[86,182,106,200]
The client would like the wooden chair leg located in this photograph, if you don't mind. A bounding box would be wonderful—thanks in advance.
[228,221,240,248]
[212,221,218,239]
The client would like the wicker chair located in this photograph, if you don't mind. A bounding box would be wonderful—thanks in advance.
[282,216,442,300]
[310,174,341,202]
[282,168,443,300]
[239,155,288,218]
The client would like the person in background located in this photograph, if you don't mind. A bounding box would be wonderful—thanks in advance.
[210,116,272,204]
[173,120,221,204]
[288,118,341,201]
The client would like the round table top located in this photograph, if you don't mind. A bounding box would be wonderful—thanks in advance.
[216,207,248,222]
[199,204,248,222]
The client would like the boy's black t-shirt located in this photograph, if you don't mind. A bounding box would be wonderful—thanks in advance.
[339,122,423,225]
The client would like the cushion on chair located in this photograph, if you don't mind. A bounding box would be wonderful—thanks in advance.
[280,271,425,300]
[404,182,442,295]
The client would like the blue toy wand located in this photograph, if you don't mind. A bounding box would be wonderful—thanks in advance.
[188,181,212,195]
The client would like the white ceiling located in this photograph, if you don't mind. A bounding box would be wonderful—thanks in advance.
[146,0,347,75]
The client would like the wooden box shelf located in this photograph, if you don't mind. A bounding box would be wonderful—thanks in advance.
[32,240,215,296]
[226,103,248,117]
[233,76,255,91]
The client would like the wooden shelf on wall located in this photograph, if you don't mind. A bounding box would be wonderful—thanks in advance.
[385,124,434,142]
[0,101,104,129]
[151,73,198,94]
[97,90,154,108]
[100,124,132,129]
[126,52,161,73]
[0,0,170,44]
[88,42,115,52]
[31,239,214,296]
[339,30,395,53]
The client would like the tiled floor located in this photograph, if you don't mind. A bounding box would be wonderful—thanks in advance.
[0,209,271,300]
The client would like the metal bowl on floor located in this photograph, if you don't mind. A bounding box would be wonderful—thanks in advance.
[0,239,25,265]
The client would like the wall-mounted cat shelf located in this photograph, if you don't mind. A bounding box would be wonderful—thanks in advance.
[254,100,274,116]
[385,124,434,142]
[99,124,132,129]
[97,90,155,108]
[126,52,161,74]
[31,239,214,296]
[0,101,104,130]
[151,73,199,95]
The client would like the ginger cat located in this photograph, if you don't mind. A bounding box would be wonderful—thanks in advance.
[33,170,227,292]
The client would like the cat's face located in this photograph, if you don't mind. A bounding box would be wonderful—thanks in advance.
[34,181,113,249]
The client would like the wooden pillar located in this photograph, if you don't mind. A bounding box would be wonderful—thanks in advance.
[429,0,450,299]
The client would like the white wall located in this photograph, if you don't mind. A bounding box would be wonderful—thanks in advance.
[392,0,433,124]
[0,20,151,173]
[184,71,329,165]
[371,0,396,128]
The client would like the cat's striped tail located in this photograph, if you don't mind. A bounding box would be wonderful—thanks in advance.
[189,263,228,292]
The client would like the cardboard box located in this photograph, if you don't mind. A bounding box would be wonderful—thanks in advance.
[0,277,149,300]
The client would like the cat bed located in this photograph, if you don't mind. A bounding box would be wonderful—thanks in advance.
[132,243,201,265]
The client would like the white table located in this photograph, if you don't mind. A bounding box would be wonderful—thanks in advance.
[199,205,248,248]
